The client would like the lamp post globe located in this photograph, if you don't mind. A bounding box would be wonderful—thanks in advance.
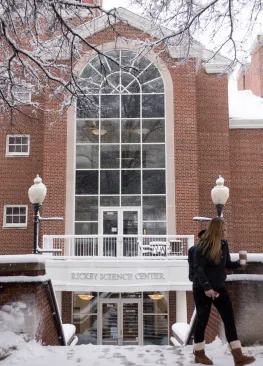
[28,175,47,205]
[28,175,47,254]
[211,175,229,217]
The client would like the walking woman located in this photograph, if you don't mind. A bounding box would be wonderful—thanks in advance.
[193,217,255,365]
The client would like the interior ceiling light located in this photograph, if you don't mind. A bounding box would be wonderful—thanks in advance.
[134,128,150,135]
[148,293,164,301]
[78,294,94,301]
[91,129,107,136]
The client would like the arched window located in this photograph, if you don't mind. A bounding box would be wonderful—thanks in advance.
[75,50,166,236]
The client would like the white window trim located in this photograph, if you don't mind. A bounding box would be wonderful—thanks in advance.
[3,205,28,228]
[6,134,30,157]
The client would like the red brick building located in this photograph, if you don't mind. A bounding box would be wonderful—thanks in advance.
[1,2,263,346]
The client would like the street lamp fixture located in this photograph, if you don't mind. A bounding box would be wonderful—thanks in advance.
[28,175,63,254]
[211,175,229,217]
[28,175,47,254]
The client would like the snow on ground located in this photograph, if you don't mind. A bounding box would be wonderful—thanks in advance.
[1,333,263,366]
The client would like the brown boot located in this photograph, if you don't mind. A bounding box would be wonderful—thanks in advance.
[230,341,256,365]
[193,341,213,365]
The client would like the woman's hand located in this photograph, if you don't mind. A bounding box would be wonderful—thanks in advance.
[205,289,216,299]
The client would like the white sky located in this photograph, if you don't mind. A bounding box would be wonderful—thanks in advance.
[103,0,132,10]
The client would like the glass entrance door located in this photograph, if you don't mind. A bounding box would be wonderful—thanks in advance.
[122,302,139,345]
[100,299,141,345]
[100,207,141,256]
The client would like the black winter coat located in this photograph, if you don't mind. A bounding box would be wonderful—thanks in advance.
[193,239,240,292]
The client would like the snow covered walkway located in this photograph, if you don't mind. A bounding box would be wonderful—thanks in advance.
[1,334,263,366]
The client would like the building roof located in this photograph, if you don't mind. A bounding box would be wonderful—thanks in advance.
[47,6,232,74]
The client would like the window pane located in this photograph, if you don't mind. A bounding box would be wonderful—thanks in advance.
[121,145,140,168]
[75,196,98,221]
[131,57,151,77]
[101,95,120,118]
[142,78,164,93]
[77,96,99,118]
[121,95,140,118]
[100,196,120,206]
[73,292,98,313]
[142,120,165,143]
[101,120,119,143]
[6,207,12,215]
[9,137,15,144]
[100,145,119,169]
[76,146,99,169]
[81,64,103,83]
[121,51,137,68]
[75,222,98,235]
[121,196,141,206]
[142,95,164,118]
[76,120,99,143]
[100,171,119,194]
[105,50,120,73]
[139,63,161,84]
[143,196,166,220]
[20,216,26,223]
[73,314,97,345]
[8,146,15,152]
[22,137,28,144]
[76,171,98,194]
[121,120,140,143]
[6,216,12,223]
[121,170,141,194]
[13,216,19,223]
[20,207,26,214]
[22,145,28,153]
[143,315,168,345]
[143,222,166,235]
[142,145,165,168]
[15,145,22,152]
[15,137,21,144]
[143,292,168,313]
[13,207,19,215]
[143,170,165,194]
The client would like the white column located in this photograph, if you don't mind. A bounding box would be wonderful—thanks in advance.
[176,291,187,323]
[55,291,62,316]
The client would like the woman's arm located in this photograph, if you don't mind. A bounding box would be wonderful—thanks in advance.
[194,247,212,291]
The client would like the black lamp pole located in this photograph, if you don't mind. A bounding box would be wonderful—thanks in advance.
[33,203,40,254]
[215,204,224,218]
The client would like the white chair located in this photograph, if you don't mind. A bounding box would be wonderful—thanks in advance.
[137,241,153,256]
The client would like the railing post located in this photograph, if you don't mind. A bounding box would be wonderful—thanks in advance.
[188,235,195,250]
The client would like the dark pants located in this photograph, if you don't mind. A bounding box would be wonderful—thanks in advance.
[193,286,238,344]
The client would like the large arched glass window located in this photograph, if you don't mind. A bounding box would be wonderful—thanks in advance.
[75,50,166,235]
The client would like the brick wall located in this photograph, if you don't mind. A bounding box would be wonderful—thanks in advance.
[0,261,65,346]
[205,263,263,345]
[62,291,73,324]
[237,42,263,98]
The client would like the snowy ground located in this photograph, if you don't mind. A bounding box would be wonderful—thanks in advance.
[1,332,263,366]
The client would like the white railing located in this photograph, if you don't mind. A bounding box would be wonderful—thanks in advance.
[42,235,194,258]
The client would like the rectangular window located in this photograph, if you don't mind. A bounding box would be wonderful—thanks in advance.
[3,205,28,228]
[6,135,30,156]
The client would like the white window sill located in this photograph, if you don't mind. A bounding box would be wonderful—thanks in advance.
[2,226,27,229]
[5,154,30,158]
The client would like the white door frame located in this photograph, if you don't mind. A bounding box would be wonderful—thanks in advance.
[99,207,141,256]
[98,298,142,346]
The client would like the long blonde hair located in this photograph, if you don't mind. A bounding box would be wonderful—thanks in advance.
[199,217,224,264]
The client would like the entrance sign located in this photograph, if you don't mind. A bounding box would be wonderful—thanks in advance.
[71,271,165,281]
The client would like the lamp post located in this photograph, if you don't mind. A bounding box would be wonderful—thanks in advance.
[211,175,229,217]
[28,175,47,254]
